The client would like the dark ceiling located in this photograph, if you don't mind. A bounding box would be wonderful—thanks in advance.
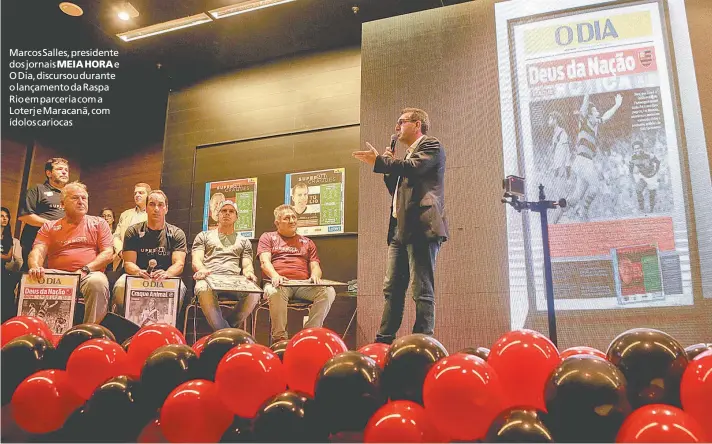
[2,0,470,152]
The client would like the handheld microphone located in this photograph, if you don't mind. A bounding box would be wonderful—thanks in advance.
[389,134,398,154]
[146,259,157,275]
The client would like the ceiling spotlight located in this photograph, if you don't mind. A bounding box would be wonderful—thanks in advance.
[208,0,296,19]
[59,2,84,17]
[117,2,140,21]
[116,13,212,42]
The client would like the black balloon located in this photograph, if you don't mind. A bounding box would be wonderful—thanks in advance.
[458,346,490,361]
[252,391,326,442]
[141,344,199,413]
[544,355,631,443]
[607,328,688,408]
[220,415,254,443]
[52,324,116,370]
[198,328,255,380]
[485,408,553,443]
[269,339,289,363]
[44,406,89,443]
[313,351,384,434]
[684,343,712,361]
[1,334,54,405]
[381,334,448,404]
[80,375,151,442]
[121,336,133,352]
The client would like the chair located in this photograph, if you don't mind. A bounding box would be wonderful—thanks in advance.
[251,297,313,345]
[183,293,250,344]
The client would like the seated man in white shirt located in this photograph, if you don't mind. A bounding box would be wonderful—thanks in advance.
[192,200,260,331]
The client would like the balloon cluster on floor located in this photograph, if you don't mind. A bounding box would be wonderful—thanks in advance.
[1,315,711,443]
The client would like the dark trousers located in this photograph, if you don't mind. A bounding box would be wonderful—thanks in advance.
[375,237,441,344]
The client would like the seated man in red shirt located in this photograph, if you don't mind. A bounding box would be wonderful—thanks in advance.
[257,204,335,342]
[27,181,113,324]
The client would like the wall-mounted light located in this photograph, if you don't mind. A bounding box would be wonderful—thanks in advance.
[208,0,296,19]
[117,2,140,21]
[116,13,212,42]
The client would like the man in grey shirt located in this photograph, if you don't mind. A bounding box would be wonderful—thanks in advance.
[192,200,260,331]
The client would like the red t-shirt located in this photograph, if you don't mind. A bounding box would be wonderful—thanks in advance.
[256,231,319,280]
[33,216,112,272]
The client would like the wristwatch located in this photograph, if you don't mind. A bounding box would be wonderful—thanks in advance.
[81,265,91,274]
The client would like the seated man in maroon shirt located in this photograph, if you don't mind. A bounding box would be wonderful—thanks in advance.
[257,204,335,342]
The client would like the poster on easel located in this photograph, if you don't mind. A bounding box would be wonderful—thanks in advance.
[284,168,345,236]
[203,177,257,238]
[18,273,79,335]
[124,276,181,327]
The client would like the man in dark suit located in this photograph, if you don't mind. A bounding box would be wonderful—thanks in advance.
[353,107,448,344]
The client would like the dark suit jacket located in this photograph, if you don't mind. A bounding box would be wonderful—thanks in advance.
[373,135,449,245]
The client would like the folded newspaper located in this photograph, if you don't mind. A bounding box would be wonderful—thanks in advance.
[205,274,264,292]
[273,278,348,287]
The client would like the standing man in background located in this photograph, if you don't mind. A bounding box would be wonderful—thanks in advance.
[111,182,151,271]
[353,107,448,344]
[18,158,70,270]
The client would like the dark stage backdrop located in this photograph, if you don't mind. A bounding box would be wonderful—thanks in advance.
[193,127,359,284]
[160,48,361,345]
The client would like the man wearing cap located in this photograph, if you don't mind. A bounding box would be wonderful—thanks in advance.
[192,200,260,331]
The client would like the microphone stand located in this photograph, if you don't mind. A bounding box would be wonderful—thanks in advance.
[502,184,566,347]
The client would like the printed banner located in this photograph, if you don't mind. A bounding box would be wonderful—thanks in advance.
[18,273,78,335]
[124,276,181,327]
[497,0,693,314]
[203,178,257,238]
[284,168,345,236]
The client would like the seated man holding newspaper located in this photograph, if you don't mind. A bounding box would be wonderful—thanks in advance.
[257,204,336,343]
[111,190,187,321]
[27,181,113,324]
[192,200,260,331]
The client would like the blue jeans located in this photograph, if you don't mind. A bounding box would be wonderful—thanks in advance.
[375,238,441,344]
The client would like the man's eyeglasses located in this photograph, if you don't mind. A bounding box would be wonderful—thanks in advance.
[396,119,417,126]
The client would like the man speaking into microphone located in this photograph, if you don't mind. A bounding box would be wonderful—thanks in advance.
[353,107,448,344]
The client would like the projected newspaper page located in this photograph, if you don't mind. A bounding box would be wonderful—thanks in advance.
[505,0,692,313]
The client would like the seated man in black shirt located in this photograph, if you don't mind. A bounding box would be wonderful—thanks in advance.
[111,190,187,320]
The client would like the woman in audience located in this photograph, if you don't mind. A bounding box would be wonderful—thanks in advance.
[101,207,116,232]
[1,207,23,321]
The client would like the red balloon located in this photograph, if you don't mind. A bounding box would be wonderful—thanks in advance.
[358,343,390,369]
[681,352,712,441]
[616,404,707,443]
[694,349,712,361]
[283,327,347,396]
[159,380,233,443]
[560,346,606,360]
[192,335,209,357]
[215,344,286,418]
[365,400,445,443]
[487,329,559,411]
[66,338,129,400]
[126,324,185,377]
[11,369,83,434]
[138,419,168,443]
[1,317,54,347]
[423,353,505,441]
